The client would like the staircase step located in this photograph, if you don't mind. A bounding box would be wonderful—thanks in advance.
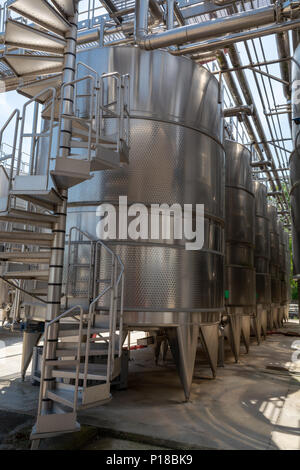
[70,139,89,149]
[52,368,107,381]
[46,385,111,412]
[90,152,121,171]
[18,74,62,103]
[55,348,110,358]
[45,359,79,367]
[27,287,49,296]
[2,269,49,281]
[0,251,51,263]
[10,184,63,211]
[58,327,104,338]
[51,0,75,18]
[34,409,79,436]
[4,19,66,54]
[47,389,80,409]
[8,0,71,37]
[51,157,92,190]
[0,209,58,228]
[2,53,63,78]
[41,97,60,120]
[0,231,54,246]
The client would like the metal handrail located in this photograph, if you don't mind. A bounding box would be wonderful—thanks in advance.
[16,87,57,188]
[56,75,96,161]
[37,305,84,416]
[0,108,20,212]
[66,226,124,389]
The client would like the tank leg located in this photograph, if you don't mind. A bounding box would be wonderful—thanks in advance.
[166,324,199,401]
[21,322,43,381]
[198,324,219,378]
[261,309,267,339]
[224,314,241,362]
[267,307,274,330]
[241,316,251,353]
[251,310,261,345]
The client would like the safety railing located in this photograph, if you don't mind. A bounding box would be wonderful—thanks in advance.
[66,226,125,388]
[98,72,130,154]
[37,305,84,416]
[56,75,96,161]
[17,87,57,186]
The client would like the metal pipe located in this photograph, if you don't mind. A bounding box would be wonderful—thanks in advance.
[276,31,291,99]
[224,104,254,117]
[135,1,279,49]
[149,0,164,22]
[77,29,100,45]
[171,18,300,56]
[166,0,174,30]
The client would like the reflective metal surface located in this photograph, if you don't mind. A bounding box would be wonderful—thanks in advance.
[225,140,255,309]
[253,182,271,305]
[291,42,300,276]
[63,47,225,328]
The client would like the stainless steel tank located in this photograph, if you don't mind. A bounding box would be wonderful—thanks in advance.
[291,43,300,281]
[278,221,286,326]
[253,181,271,339]
[267,205,281,328]
[50,46,225,399]
[283,231,291,321]
[224,140,255,359]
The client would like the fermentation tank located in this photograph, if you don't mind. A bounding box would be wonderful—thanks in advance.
[291,43,300,285]
[278,221,286,326]
[224,140,256,359]
[47,46,225,399]
[253,181,271,339]
[267,205,281,328]
[283,231,291,321]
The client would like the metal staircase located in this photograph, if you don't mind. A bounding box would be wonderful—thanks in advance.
[0,0,129,443]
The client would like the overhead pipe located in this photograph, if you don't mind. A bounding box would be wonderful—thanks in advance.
[166,0,174,30]
[223,104,254,117]
[170,18,300,57]
[134,0,299,50]
[276,31,291,100]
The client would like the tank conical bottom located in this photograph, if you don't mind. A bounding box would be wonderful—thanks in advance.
[224,314,241,362]
[241,315,251,353]
[199,324,219,377]
[251,311,261,345]
[166,324,199,400]
[21,331,42,380]
[260,308,268,338]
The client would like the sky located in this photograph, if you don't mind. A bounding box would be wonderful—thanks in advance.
[0,0,293,178]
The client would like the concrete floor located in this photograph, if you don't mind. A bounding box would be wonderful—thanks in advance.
[0,322,300,450]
